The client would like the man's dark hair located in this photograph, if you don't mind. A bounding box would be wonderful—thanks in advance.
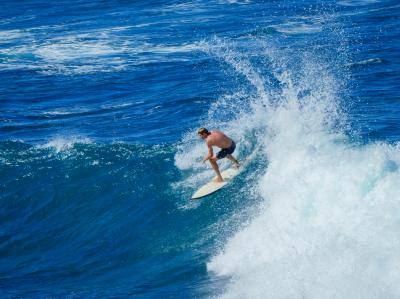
[197,127,209,135]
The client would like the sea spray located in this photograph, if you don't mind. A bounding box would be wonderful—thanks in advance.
[209,105,400,298]
[205,39,400,299]
[174,38,272,192]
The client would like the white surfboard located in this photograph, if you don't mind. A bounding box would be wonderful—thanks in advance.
[191,167,240,199]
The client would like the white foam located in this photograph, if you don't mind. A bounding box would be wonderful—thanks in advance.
[0,15,36,26]
[34,37,122,62]
[218,0,252,4]
[270,17,324,35]
[352,58,384,65]
[43,106,93,116]
[338,0,380,6]
[138,42,202,54]
[0,29,32,43]
[209,112,400,298]
[185,38,400,298]
[39,136,92,153]
[0,26,201,74]
[158,2,207,13]
[273,22,322,34]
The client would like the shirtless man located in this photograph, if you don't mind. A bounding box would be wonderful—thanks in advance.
[198,127,240,183]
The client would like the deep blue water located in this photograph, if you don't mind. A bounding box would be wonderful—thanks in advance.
[1,0,400,298]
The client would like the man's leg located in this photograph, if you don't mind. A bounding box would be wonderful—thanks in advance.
[209,157,224,182]
[226,154,240,168]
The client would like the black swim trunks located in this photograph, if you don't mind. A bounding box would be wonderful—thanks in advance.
[217,141,236,159]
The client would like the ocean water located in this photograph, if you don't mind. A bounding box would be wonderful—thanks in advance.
[1,0,400,298]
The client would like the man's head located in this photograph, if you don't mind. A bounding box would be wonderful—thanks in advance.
[197,127,210,139]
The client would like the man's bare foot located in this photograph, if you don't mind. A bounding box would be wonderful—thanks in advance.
[232,160,240,169]
[213,177,224,183]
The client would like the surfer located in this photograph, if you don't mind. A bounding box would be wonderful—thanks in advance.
[198,127,240,183]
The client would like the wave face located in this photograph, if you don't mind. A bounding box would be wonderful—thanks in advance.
[1,0,400,297]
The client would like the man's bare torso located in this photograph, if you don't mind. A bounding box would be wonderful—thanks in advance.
[206,130,232,149]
